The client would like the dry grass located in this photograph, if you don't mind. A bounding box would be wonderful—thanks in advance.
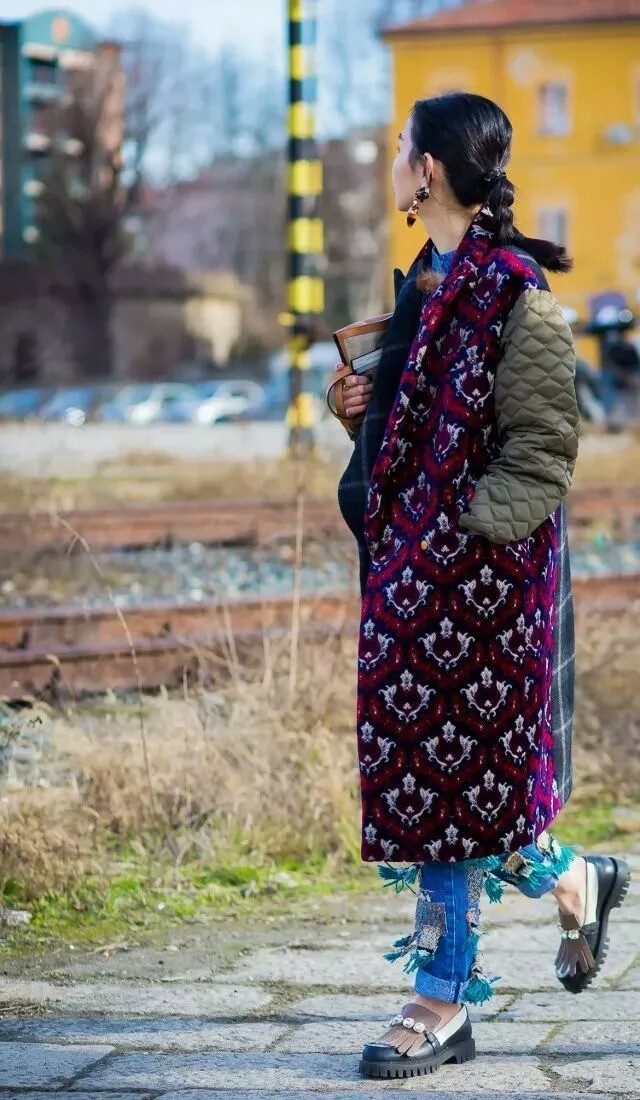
[0,634,361,900]
[572,606,640,800]
[0,607,638,902]
[572,428,640,487]
[0,455,343,514]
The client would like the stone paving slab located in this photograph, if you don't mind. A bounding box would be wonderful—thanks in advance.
[117,1095,403,1100]
[487,946,639,992]
[286,993,513,1021]
[551,1055,640,1095]
[475,891,557,926]
[68,1050,406,1091]
[0,1095,150,1100]
[482,920,639,954]
[479,955,557,992]
[0,1016,287,1052]
[1,860,638,1099]
[0,979,269,1017]
[374,1057,551,1093]
[216,923,638,995]
[70,1051,550,1092]
[545,1020,640,1055]
[271,1020,552,1055]
[157,1091,615,1100]
[219,941,629,992]
[610,964,640,989]
[504,990,640,1021]
[164,1093,436,1099]
[42,934,225,983]
[220,947,409,989]
[62,957,216,982]
[0,1041,110,1088]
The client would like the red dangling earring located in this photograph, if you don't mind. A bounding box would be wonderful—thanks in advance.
[406,180,431,228]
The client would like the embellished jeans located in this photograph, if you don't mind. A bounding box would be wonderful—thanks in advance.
[382,833,574,1004]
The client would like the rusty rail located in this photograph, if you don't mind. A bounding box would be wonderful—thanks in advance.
[0,592,358,699]
[0,574,638,700]
[0,486,637,556]
[0,499,342,555]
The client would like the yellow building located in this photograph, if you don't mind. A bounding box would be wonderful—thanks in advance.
[383,0,640,334]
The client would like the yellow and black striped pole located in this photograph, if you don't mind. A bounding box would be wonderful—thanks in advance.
[286,0,324,453]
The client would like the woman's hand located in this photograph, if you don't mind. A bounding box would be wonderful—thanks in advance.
[341,369,374,419]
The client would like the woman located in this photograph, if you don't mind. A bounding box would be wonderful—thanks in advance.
[335,94,630,1080]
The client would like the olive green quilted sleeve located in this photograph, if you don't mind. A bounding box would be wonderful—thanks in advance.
[458,288,579,544]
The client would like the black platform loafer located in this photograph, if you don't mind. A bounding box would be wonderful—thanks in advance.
[556,855,631,994]
[359,1001,476,1080]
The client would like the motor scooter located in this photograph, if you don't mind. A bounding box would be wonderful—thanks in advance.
[562,293,640,430]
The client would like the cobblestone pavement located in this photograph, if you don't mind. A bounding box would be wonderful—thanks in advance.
[0,854,638,1099]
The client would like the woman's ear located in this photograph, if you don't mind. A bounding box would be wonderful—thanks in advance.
[422,152,434,186]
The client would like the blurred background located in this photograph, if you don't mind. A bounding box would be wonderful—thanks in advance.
[0,1,639,930]
[0,0,637,437]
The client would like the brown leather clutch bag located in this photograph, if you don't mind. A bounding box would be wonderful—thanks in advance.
[326,313,391,435]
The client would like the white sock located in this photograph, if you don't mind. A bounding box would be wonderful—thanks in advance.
[435,1005,467,1042]
[584,860,598,925]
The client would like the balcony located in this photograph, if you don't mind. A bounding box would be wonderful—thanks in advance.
[23,132,51,153]
[23,179,46,198]
[62,137,84,157]
[22,43,57,62]
[25,81,61,104]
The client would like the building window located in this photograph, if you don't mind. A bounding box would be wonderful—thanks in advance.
[539,83,570,136]
[538,207,568,247]
[28,59,57,86]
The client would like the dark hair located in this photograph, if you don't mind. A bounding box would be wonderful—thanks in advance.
[410,93,572,274]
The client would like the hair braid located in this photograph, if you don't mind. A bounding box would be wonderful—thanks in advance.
[410,93,573,273]
[486,175,516,245]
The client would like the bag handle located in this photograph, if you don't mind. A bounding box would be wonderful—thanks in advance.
[326,364,365,436]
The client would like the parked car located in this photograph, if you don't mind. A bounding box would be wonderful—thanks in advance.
[0,387,52,421]
[38,385,116,426]
[192,379,264,425]
[162,379,265,425]
[253,373,290,421]
[161,380,217,423]
[96,383,195,425]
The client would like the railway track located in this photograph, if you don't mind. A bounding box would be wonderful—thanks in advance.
[0,593,358,699]
[0,485,638,556]
[0,573,638,700]
[0,487,638,699]
[0,499,341,555]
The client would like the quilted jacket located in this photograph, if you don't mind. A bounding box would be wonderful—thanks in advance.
[458,288,579,543]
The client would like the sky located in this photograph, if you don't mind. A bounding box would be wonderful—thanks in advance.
[0,0,284,54]
[1,0,391,161]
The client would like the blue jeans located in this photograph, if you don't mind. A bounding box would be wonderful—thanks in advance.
[382,834,574,1004]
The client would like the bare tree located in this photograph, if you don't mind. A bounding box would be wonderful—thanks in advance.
[37,46,126,378]
[110,8,202,189]
[319,0,391,138]
[35,10,212,378]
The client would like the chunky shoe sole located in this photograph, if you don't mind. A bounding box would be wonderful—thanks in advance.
[560,856,631,995]
[359,1036,476,1079]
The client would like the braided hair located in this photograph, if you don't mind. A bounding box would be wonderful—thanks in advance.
[410,93,572,274]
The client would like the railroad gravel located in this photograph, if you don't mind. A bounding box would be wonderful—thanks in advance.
[2,539,639,612]
[1,540,356,610]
